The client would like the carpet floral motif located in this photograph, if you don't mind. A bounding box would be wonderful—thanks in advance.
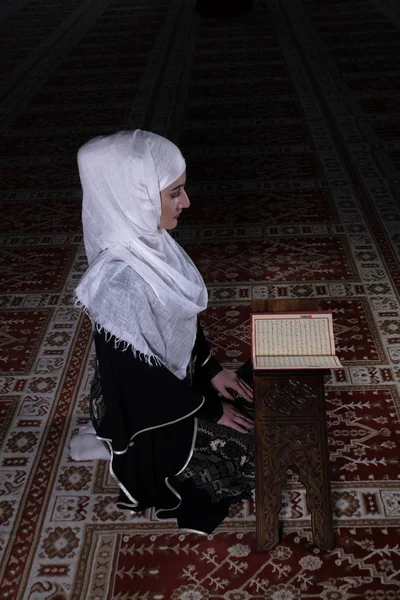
[72,530,400,598]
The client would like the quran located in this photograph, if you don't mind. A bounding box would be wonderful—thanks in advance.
[251,311,343,370]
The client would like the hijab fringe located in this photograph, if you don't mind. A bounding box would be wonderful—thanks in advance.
[74,296,163,369]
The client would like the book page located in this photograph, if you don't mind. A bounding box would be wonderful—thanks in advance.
[254,354,342,369]
[253,314,333,357]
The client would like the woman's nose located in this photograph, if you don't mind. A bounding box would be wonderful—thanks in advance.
[181,190,190,208]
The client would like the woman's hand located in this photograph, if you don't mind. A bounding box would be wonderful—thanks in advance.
[211,368,253,402]
[218,401,254,433]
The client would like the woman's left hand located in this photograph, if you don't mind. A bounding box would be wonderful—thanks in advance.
[211,368,253,402]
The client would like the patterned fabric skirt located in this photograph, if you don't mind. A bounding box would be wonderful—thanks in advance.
[177,416,255,503]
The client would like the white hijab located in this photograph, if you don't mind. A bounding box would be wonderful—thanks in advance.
[75,130,208,380]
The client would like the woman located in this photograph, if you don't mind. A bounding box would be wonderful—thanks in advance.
[70,130,254,533]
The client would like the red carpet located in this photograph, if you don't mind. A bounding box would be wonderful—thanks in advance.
[0,0,400,598]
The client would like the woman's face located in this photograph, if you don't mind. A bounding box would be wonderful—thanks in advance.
[159,170,190,230]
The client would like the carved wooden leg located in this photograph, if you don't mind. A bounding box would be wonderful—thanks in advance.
[256,422,290,551]
[298,428,335,552]
[305,476,335,552]
[256,460,287,550]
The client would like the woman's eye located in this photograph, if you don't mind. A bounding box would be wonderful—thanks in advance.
[171,190,182,199]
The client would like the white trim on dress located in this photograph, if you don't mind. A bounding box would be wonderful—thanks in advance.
[97,398,205,513]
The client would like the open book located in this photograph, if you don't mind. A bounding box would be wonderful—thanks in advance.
[251,311,343,370]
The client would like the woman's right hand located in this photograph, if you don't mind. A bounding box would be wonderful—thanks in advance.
[217,401,254,434]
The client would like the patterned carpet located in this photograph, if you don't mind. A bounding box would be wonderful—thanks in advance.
[1,0,400,598]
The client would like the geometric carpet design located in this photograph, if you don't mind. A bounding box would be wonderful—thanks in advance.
[1,0,400,597]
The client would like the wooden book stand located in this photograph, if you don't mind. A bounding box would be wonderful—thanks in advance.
[252,298,335,552]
